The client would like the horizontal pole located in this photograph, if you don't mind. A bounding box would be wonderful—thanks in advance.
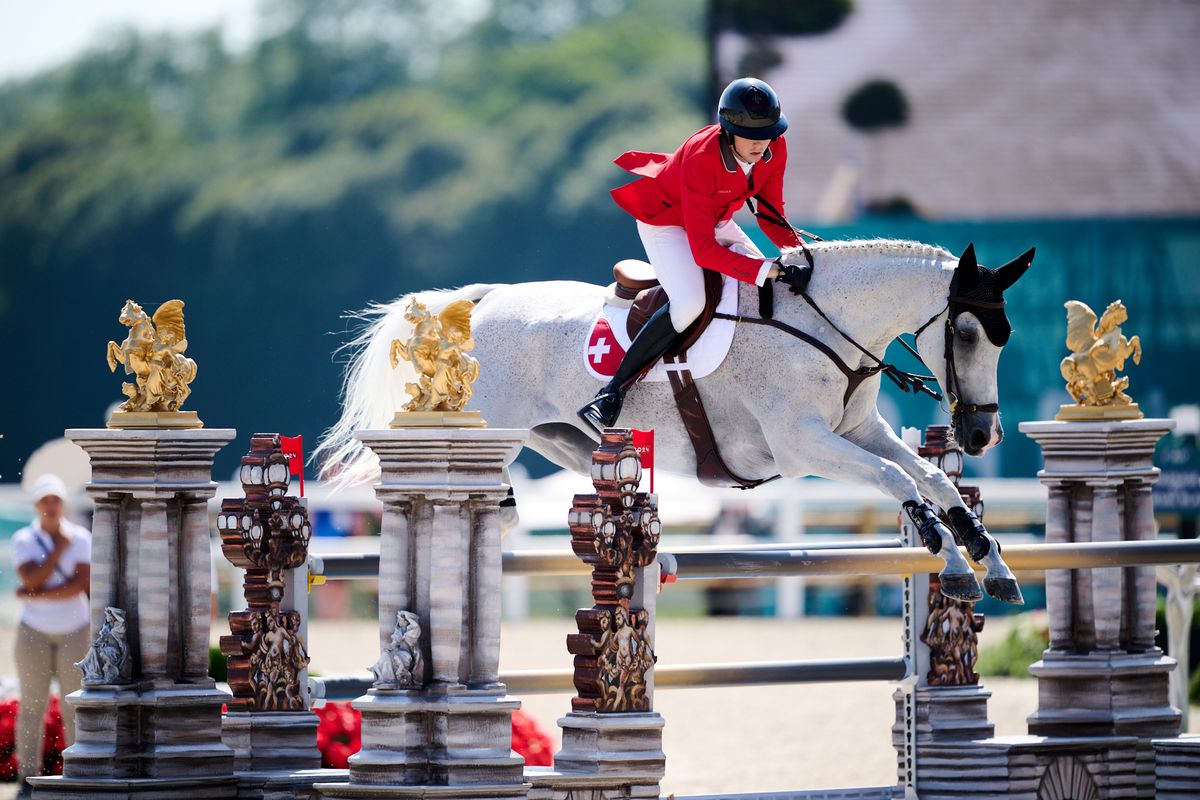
[309,538,905,580]
[670,539,1200,580]
[310,538,1200,582]
[310,656,909,701]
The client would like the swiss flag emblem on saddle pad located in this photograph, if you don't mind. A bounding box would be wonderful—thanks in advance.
[585,317,627,377]
[583,278,740,382]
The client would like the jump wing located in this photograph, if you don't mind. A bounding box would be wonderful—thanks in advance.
[1063,300,1097,354]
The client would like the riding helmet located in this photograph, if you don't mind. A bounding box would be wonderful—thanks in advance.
[717,77,788,140]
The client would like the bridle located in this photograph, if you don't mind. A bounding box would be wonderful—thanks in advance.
[736,191,1003,427]
[718,262,1004,429]
[906,274,1004,429]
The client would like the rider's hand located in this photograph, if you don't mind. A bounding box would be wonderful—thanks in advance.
[774,261,812,295]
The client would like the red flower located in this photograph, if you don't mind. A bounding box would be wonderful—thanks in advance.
[0,695,68,780]
[311,702,555,770]
[511,710,553,767]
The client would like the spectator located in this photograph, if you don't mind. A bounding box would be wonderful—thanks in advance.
[11,474,91,797]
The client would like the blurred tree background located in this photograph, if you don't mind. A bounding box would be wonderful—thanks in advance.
[0,0,706,479]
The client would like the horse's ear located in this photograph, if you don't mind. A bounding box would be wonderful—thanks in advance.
[995,247,1035,292]
[956,243,980,291]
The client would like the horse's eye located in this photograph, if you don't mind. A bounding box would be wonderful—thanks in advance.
[958,328,977,344]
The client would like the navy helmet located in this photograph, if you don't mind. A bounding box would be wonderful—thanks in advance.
[718,77,788,140]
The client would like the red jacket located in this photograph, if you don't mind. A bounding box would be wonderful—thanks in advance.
[610,125,800,283]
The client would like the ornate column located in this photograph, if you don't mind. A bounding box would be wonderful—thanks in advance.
[315,427,530,800]
[1020,419,1179,740]
[1044,483,1073,651]
[217,434,322,773]
[1090,483,1124,652]
[529,430,665,800]
[892,426,997,798]
[1128,482,1160,652]
[40,428,238,800]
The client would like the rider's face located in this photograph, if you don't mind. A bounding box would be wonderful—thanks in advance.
[732,135,769,164]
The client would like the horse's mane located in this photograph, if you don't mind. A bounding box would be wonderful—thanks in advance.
[788,238,955,264]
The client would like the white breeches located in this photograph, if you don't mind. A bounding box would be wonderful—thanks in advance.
[636,220,766,332]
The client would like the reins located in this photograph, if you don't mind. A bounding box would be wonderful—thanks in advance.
[724,168,1004,455]
[735,184,948,407]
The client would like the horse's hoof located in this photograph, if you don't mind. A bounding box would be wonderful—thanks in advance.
[983,575,1025,605]
[938,572,983,602]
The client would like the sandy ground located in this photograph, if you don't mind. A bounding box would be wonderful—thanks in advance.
[0,617,1194,798]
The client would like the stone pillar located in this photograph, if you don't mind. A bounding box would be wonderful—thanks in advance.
[1020,419,1180,740]
[33,428,238,800]
[316,427,530,800]
[529,430,665,800]
[1044,483,1074,651]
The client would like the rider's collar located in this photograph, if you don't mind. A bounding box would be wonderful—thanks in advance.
[718,130,773,173]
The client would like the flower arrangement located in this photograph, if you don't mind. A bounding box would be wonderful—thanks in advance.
[314,702,553,768]
[0,694,67,780]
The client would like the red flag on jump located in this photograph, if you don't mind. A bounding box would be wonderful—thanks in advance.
[279,435,305,497]
[631,428,654,493]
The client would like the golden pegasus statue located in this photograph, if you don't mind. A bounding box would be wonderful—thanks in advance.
[389,298,480,413]
[106,299,198,413]
[1059,299,1142,415]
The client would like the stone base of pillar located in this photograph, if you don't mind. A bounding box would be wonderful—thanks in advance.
[1153,734,1200,799]
[28,774,239,800]
[907,735,1154,800]
[63,685,234,780]
[235,769,347,800]
[548,711,665,793]
[315,785,527,800]
[526,770,660,800]
[892,685,996,747]
[222,712,322,772]
[315,688,527,798]
[1027,650,1180,738]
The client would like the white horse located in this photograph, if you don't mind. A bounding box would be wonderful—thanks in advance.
[317,239,1034,603]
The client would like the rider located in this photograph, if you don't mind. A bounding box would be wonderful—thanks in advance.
[578,77,812,432]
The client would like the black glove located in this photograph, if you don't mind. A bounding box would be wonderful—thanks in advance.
[774,261,812,296]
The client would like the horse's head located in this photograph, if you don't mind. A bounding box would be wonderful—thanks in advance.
[118,299,146,327]
[917,243,1035,456]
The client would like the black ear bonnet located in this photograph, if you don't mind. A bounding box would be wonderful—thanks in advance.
[950,244,1035,347]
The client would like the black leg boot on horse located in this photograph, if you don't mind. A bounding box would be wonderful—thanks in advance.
[903,500,983,602]
[578,304,680,434]
[947,506,1024,604]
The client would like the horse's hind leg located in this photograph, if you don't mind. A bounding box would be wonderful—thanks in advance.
[764,418,982,602]
[849,414,1023,605]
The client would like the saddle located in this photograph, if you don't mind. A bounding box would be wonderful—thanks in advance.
[612,261,773,490]
[614,260,723,358]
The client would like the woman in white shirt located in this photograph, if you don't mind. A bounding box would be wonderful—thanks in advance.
[11,474,91,796]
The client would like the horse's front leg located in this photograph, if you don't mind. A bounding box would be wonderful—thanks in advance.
[765,417,982,602]
[847,415,1023,605]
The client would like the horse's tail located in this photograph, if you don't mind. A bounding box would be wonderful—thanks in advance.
[313,284,503,486]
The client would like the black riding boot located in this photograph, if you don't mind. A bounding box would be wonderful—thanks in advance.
[578,304,680,433]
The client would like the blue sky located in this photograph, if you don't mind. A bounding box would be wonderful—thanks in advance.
[0,0,259,82]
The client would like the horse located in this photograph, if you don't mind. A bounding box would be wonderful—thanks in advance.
[316,239,1035,604]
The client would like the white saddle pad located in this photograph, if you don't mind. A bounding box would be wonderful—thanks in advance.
[583,278,739,382]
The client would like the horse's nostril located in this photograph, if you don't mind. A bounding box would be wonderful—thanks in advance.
[970,428,989,451]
